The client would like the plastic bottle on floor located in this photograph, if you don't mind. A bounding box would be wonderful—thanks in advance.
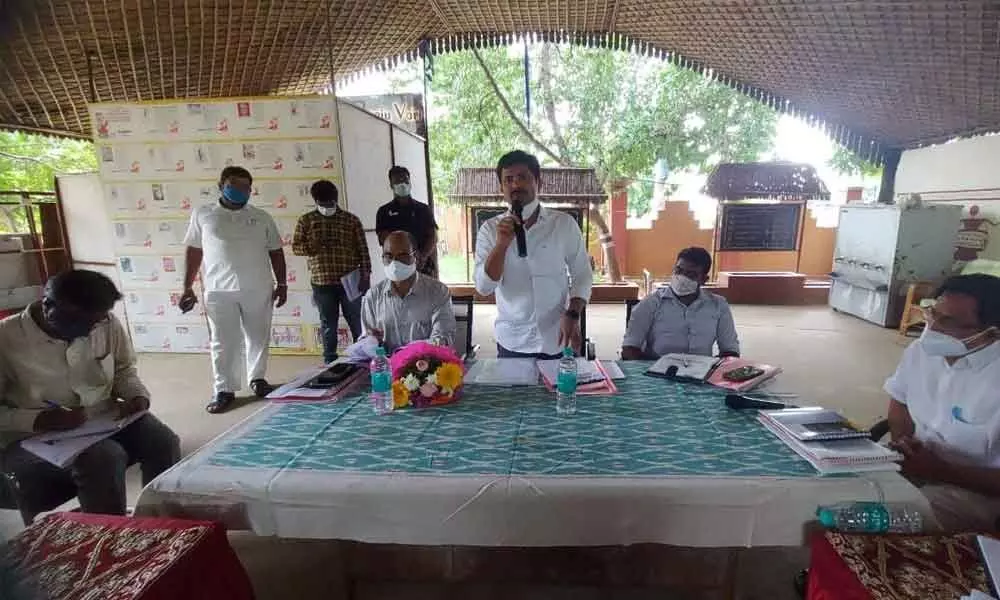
[816,502,923,533]
[556,347,578,415]
[370,346,393,415]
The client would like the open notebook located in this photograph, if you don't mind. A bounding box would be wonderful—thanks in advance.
[537,359,619,395]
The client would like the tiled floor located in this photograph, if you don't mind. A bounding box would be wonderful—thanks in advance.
[1,303,912,598]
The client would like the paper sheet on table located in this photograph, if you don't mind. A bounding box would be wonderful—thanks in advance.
[537,358,607,385]
[340,269,363,302]
[344,336,379,365]
[977,535,1000,599]
[602,360,626,380]
[465,359,539,386]
[21,411,147,468]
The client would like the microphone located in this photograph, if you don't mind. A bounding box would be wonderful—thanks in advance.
[513,203,527,257]
[724,393,790,411]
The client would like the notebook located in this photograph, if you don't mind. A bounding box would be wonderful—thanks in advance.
[706,357,783,392]
[760,407,869,441]
[758,415,901,475]
[646,353,720,381]
[537,359,619,396]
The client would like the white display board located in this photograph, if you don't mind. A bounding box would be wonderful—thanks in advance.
[87,95,428,355]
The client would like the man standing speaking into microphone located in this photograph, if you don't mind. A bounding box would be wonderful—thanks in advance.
[474,150,593,359]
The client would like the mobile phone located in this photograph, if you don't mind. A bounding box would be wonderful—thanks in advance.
[304,363,358,389]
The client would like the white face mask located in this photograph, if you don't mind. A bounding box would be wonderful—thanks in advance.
[384,260,417,282]
[513,200,539,219]
[669,273,700,296]
[919,326,994,357]
[316,205,337,217]
[392,183,411,197]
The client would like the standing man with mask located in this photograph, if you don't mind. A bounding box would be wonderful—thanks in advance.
[375,166,439,278]
[884,274,1000,531]
[181,166,287,414]
[621,247,740,360]
[0,270,180,515]
[361,230,456,352]
[474,150,593,358]
[292,179,370,363]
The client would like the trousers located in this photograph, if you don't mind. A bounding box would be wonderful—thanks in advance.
[312,283,362,363]
[1,414,181,516]
[205,289,273,394]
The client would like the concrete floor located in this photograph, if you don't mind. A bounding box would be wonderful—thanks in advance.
[1,304,914,599]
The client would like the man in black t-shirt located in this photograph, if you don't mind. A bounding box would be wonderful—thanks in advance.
[375,166,439,277]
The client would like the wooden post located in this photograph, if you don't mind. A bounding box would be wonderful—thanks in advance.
[877,148,902,205]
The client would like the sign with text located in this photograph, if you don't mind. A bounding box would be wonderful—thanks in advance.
[344,94,426,137]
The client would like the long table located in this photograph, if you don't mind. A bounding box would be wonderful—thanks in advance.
[135,362,929,547]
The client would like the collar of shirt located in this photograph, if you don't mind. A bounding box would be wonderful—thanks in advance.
[657,286,706,305]
[951,340,1000,371]
[383,274,421,299]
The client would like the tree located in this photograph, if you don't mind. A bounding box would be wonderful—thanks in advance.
[827,145,882,178]
[394,44,778,213]
[0,130,97,233]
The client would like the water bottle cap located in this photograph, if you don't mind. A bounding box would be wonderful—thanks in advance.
[816,507,836,528]
[375,346,387,357]
[562,347,573,358]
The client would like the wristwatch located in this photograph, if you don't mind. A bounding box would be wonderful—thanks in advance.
[564,309,581,320]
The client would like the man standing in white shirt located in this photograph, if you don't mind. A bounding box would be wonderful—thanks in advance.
[180,166,287,414]
[474,150,593,359]
[884,274,1000,531]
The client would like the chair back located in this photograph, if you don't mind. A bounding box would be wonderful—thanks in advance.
[625,298,640,326]
[451,295,478,360]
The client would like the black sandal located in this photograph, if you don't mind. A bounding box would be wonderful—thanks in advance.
[250,379,275,398]
[206,392,236,414]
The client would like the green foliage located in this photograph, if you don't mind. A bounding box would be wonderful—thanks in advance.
[0,131,97,192]
[827,145,883,178]
[392,44,778,213]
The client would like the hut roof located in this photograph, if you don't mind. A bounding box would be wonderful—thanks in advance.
[449,167,606,205]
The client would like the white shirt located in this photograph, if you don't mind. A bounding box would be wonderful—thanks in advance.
[0,308,149,446]
[184,202,282,292]
[885,340,1000,468]
[474,206,593,355]
[622,286,739,357]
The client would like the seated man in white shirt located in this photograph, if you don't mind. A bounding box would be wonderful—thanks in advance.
[0,270,180,516]
[361,231,456,352]
[884,274,1000,531]
[621,247,739,360]
[474,150,593,359]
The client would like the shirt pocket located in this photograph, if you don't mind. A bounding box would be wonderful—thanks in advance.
[72,354,115,408]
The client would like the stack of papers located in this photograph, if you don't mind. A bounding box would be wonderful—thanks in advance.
[465,359,539,386]
[21,411,147,468]
[761,407,869,441]
[268,363,367,402]
[536,359,619,395]
[758,413,901,475]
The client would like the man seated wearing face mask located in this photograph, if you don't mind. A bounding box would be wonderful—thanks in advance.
[360,230,456,353]
[621,247,739,360]
[292,179,371,363]
[0,270,180,516]
[884,274,1000,531]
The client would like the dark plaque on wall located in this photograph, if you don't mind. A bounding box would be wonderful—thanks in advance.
[718,203,802,251]
[470,206,583,250]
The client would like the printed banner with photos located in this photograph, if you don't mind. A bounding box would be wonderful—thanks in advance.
[90,96,352,355]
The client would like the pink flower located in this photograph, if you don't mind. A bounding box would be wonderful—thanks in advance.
[415,359,430,372]
[419,382,438,397]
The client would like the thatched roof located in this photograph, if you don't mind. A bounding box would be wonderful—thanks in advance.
[2,1,999,161]
[702,162,831,201]
[449,167,606,205]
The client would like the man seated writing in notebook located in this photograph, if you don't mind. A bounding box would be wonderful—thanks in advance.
[360,231,456,353]
[0,270,180,516]
[885,274,1000,531]
[621,247,740,360]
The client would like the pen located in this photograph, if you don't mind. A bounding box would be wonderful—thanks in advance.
[44,400,72,412]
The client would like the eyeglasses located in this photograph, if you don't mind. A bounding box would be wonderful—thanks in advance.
[919,305,981,333]
[382,252,415,265]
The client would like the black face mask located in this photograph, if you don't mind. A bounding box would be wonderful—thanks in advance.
[42,299,101,340]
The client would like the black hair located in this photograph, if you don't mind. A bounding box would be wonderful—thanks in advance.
[310,179,339,203]
[219,165,252,185]
[44,269,122,312]
[935,274,1000,328]
[384,230,418,252]
[676,247,713,275]
[388,166,410,179]
[495,150,541,182]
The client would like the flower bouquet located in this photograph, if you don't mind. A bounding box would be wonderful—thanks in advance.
[389,341,465,409]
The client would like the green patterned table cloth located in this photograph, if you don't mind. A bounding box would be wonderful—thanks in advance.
[208,361,818,477]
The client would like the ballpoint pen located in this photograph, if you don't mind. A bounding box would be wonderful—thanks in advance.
[43,400,72,412]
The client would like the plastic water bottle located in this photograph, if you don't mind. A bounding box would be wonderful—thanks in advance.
[816,502,923,533]
[370,346,393,415]
[556,347,578,415]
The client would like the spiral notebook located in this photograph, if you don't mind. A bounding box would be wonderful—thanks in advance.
[758,414,900,475]
[760,407,869,441]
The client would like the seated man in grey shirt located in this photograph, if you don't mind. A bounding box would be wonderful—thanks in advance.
[621,247,740,360]
[361,230,457,352]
